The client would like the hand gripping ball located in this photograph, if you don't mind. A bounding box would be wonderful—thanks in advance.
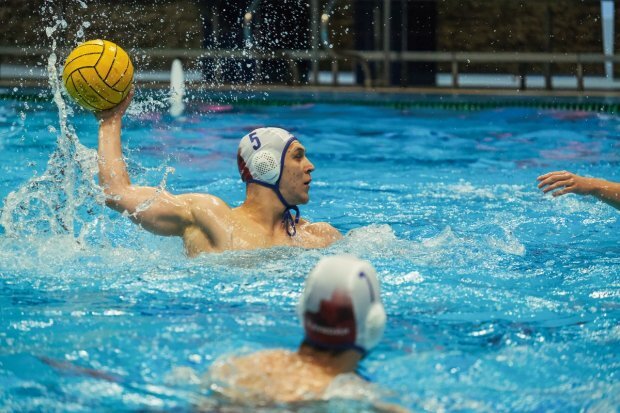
[62,39,134,111]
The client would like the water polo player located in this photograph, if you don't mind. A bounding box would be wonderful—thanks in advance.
[95,88,342,255]
[204,255,390,405]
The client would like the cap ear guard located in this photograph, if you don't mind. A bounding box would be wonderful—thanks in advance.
[353,263,386,352]
[251,150,280,184]
[358,300,386,351]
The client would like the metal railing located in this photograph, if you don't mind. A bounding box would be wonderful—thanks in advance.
[0,46,618,91]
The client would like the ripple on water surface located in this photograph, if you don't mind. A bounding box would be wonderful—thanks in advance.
[1,98,619,411]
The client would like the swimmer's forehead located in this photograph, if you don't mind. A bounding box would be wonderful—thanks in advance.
[288,141,306,154]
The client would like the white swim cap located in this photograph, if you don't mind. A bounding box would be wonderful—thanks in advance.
[237,127,301,236]
[237,127,297,185]
[298,255,387,354]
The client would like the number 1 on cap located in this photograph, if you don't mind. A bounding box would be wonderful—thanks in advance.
[249,132,261,150]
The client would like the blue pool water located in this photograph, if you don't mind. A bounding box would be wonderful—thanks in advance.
[0,94,619,412]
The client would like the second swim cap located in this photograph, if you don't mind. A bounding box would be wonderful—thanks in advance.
[298,255,387,354]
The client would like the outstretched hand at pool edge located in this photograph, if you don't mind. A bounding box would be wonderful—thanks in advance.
[537,170,620,210]
[95,86,134,122]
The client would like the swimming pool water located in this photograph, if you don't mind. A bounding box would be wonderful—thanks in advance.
[0,95,619,412]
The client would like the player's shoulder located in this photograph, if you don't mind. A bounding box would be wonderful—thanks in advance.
[178,193,231,212]
[302,220,343,240]
[222,349,295,372]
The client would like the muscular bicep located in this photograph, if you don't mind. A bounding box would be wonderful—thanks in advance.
[105,185,193,236]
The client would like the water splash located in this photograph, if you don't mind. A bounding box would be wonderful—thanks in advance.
[0,2,105,241]
[169,59,186,118]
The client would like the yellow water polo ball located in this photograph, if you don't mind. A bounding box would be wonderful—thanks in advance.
[62,39,134,111]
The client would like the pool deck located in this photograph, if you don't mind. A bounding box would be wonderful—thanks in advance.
[1,63,619,100]
[2,81,619,100]
[1,68,619,115]
[189,83,620,99]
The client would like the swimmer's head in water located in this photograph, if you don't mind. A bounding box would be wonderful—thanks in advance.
[237,127,301,235]
[298,255,387,355]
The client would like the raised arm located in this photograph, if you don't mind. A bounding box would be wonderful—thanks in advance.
[537,170,620,210]
[95,88,193,236]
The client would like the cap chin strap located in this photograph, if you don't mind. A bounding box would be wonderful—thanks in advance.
[248,180,300,237]
[282,205,300,236]
[275,190,299,237]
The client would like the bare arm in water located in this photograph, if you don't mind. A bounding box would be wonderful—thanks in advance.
[537,170,620,210]
[96,88,227,242]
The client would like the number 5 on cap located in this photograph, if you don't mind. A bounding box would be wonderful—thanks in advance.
[249,132,261,150]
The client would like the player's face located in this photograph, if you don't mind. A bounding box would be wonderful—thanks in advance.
[279,141,314,205]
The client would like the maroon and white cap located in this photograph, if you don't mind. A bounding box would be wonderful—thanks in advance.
[298,255,387,353]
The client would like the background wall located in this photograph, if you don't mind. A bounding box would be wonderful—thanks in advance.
[0,0,617,76]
